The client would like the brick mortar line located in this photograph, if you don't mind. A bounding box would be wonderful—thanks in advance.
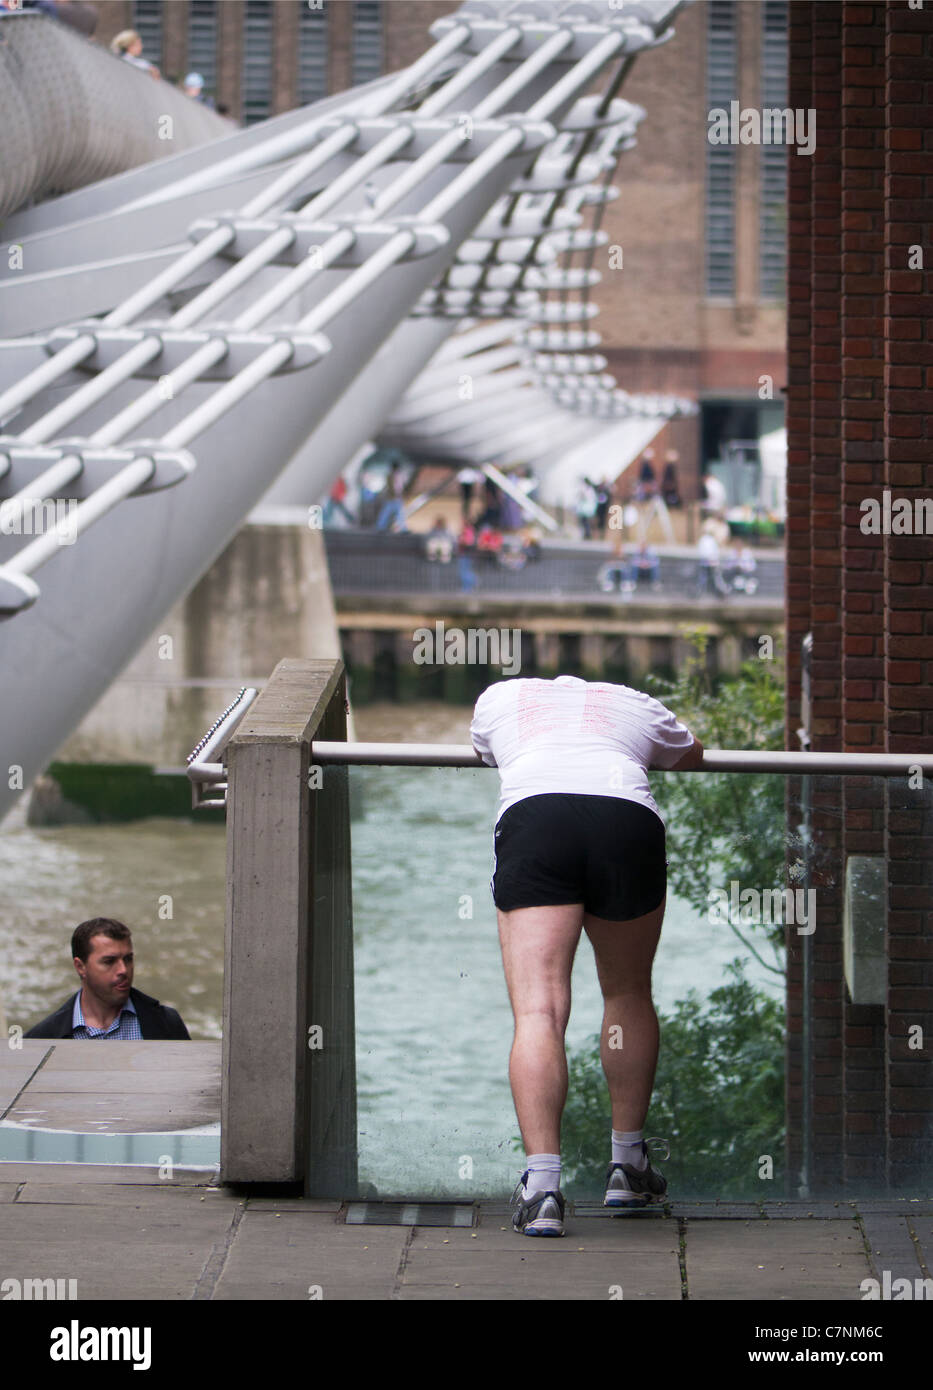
[190,1200,246,1301]
[1,1044,55,1122]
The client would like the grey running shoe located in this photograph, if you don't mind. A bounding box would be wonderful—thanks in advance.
[510,1173,566,1237]
[604,1138,670,1208]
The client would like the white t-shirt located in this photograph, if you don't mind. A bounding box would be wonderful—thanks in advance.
[469,675,695,825]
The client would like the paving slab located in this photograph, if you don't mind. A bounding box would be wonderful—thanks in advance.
[0,1239,215,1300]
[400,1260,679,1300]
[762,1202,853,1219]
[0,1046,53,1113]
[0,1197,234,1243]
[0,1042,221,1132]
[396,1281,653,1301]
[685,1221,870,1301]
[420,1217,680,1254]
[860,1214,926,1282]
[21,1070,219,1094]
[0,1197,236,1300]
[244,1198,343,1213]
[672,1203,762,1220]
[5,1094,218,1131]
[14,1182,239,1208]
[853,1199,933,1215]
[12,1042,218,1070]
[211,1210,407,1300]
[0,1162,214,1184]
[905,1218,933,1275]
[400,1226,682,1299]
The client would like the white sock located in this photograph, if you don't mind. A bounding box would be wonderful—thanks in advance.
[522,1152,561,1198]
[612,1128,647,1170]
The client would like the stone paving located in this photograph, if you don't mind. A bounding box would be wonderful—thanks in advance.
[3,1042,930,1302]
[1,1165,930,1302]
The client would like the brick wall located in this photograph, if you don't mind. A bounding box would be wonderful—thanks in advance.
[785,0,932,1194]
[783,0,811,1192]
[841,0,887,1192]
[882,0,933,1193]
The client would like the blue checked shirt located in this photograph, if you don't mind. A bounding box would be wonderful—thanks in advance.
[71,991,143,1040]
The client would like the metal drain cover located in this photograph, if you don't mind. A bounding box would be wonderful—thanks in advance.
[345,1202,475,1227]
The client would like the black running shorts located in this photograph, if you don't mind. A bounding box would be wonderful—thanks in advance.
[491,793,667,921]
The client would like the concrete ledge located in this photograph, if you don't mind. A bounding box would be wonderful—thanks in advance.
[0,1042,220,1133]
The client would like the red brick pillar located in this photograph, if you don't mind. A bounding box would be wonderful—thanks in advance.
[882,0,933,1190]
[784,0,814,1191]
[840,0,888,1190]
[808,0,846,1192]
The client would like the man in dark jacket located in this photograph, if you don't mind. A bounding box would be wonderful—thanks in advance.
[25,917,189,1040]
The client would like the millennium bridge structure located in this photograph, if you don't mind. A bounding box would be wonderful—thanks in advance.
[0,0,698,824]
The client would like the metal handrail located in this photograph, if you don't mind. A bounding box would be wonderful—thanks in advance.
[307,742,933,776]
[186,687,259,806]
[185,736,933,811]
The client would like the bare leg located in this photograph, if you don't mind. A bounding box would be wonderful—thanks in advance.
[583,900,665,1133]
[497,903,584,1155]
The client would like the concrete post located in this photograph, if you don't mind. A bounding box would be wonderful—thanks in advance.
[222,657,357,1195]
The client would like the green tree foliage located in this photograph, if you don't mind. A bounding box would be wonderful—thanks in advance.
[647,630,790,971]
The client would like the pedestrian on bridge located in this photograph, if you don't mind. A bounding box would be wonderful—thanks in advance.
[470,675,703,1237]
[110,28,160,79]
[375,462,407,533]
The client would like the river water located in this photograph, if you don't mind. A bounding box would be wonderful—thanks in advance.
[0,701,783,1197]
